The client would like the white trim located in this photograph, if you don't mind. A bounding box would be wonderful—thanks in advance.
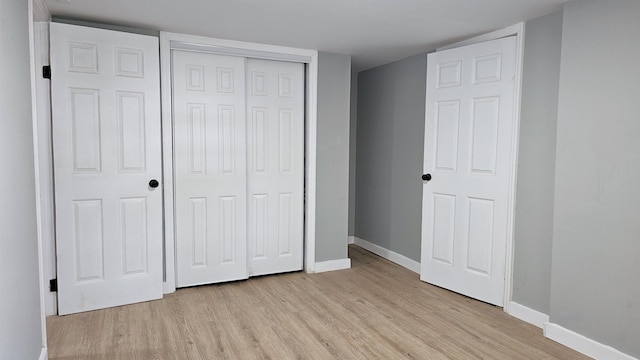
[544,322,637,360]
[437,23,525,51]
[507,302,549,329]
[434,23,525,312]
[313,258,351,273]
[159,32,319,289]
[170,42,311,63]
[39,347,48,360]
[32,0,49,22]
[502,22,525,313]
[504,23,525,312]
[28,0,49,348]
[504,22,526,314]
[160,32,315,63]
[304,52,319,274]
[348,236,355,244]
[33,21,57,316]
[354,237,421,274]
[159,34,176,294]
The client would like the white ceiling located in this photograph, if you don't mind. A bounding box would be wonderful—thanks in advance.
[44,0,568,72]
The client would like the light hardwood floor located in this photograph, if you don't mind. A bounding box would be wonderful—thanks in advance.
[47,245,589,359]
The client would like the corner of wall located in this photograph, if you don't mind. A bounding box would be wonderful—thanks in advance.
[511,8,563,318]
[353,237,420,274]
[507,301,549,329]
[314,51,351,263]
[313,258,351,273]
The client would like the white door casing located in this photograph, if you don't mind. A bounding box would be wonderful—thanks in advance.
[159,33,318,290]
[246,59,304,276]
[172,51,248,287]
[420,36,517,306]
[50,23,163,315]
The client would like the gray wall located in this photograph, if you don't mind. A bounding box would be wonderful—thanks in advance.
[512,11,563,315]
[0,0,46,358]
[347,1,639,357]
[348,71,358,236]
[354,54,427,261]
[550,0,640,357]
[315,51,351,262]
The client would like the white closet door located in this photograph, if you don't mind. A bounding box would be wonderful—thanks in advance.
[246,59,304,276]
[50,22,163,315]
[172,51,248,287]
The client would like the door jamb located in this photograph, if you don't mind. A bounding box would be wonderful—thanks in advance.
[29,0,51,349]
[159,32,319,293]
[436,23,525,312]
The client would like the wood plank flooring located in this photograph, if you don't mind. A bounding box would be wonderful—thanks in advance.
[47,245,589,359]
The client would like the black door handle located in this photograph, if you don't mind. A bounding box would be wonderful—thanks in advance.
[149,179,159,188]
[422,174,432,181]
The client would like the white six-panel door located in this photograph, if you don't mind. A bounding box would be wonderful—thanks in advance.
[50,23,163,315]
[172,51,248,287]
[246,59,304,276]
[172,51,304,287]
[420,36,517,306]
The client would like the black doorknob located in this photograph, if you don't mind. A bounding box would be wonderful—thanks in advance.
[422,174,432,181]
[149,179,159,188]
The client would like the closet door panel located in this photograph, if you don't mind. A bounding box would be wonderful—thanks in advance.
[246,59,304,276]
[173,51,248,287]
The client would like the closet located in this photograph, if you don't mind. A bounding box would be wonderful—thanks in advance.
[172,50,305,287]
[48,23,309,314]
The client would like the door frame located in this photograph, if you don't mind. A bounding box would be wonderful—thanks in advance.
[159,32,319,293]
[28,0,51,350]
[435,23,525,312]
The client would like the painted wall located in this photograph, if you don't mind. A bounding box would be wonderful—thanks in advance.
[348,71,358,236]
[334,1,640,357]
[315,51,352,262]
[550,0,640,357]
[0,0,46,358]
[354,54,427,261]
[511,11,563,315]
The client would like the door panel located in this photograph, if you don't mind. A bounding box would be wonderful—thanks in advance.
[173,52,304,287]
[172,51,248,287]
[246,59,304,277]
[50,22,162,315]
[421,36,516,306]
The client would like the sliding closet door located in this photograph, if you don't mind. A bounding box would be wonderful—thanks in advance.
[172,51,304,287]
[172,51,248,287]
[246,59,304,276]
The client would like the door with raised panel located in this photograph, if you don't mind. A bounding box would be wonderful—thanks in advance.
[172,51,248,287]
[172,52,305,287]
[420,36,517,306]
[246,59,304,276]
[50,22,163,315]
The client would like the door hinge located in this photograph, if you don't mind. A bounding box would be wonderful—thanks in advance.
[49,278,57,292]
[42,65,51,79]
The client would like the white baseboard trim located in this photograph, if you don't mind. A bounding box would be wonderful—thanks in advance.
[507,302,549,329]
[313,258,351,273]
[353,237,420,274]
[39,347,48,360]
[163,282,176,294]
[544,322,637,360]
[348,236,355,244]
